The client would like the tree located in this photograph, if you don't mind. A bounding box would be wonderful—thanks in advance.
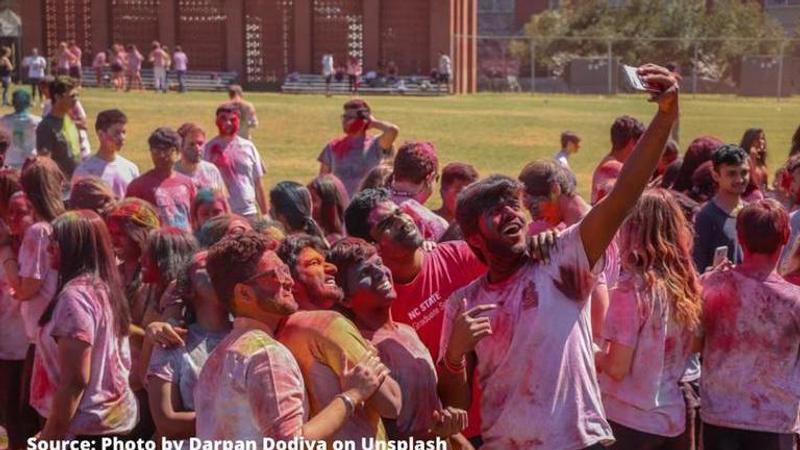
[516,0,787,81]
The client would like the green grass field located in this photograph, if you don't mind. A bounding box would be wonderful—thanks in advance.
[26,87,800,202]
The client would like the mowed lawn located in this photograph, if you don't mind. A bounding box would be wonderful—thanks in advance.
[23,87,800,203]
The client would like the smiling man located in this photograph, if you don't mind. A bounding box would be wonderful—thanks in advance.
[276,234,403,444]
[437,64,680,450]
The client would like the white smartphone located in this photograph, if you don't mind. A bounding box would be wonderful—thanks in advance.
[713,246,728,267]
[622,65,648,91]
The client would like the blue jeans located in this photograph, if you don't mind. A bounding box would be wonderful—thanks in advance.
[177,70,186,92]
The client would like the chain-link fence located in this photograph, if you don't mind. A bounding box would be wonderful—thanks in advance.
[465,34,800,98]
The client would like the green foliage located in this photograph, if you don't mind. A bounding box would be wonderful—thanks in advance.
[518,0,787,80]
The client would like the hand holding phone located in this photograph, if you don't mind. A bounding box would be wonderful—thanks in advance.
[712,246,728,268]
[623,65,649,92]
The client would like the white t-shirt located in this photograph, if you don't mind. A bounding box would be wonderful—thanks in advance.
[72,154,140,199]
[0,112,41,169]
[322,55,334,76]
[599,272,695,437]
[202,136,265,216]
[175,160,227,194]
[439,224,612,450]
[173,52,188,71]
[24,56,47,79]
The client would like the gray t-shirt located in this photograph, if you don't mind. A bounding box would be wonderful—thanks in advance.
[146,324,228,411]
[72,154,140,199]
[318,135,384,199]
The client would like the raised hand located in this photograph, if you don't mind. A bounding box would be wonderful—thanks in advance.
[637,64,680,115]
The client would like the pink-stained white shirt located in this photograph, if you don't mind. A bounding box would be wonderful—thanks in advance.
[203,136,265,217]
[439,224,613,450]
[195,317,307,440]
[30,274,138,436]
[362,323,440,439]
[175,160,227,194]
[389,191,449,242]
[0,264,29,360]
[18,222,58,341]
[701,269,800,434]
[599,272,695,437]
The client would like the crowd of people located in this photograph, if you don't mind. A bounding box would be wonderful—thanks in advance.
[0,63,797,450]
[18,41,190,97]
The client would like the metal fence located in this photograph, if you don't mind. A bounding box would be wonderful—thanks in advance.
[462,34,800,98]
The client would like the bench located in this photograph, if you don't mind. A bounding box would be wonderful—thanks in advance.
[80,67,239,91]
[281,74,450,96]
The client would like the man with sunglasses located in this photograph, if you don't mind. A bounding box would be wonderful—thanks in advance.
[126,127,196,231]
[318,99,399,199]
[388,141,449,242]
[35,76,81,179]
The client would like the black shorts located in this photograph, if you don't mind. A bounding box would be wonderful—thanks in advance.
[69,66,82,79]
[111,63,123,73]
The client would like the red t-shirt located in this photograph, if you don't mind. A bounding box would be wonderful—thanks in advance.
[391,241,487,437]
[126,170,196,231]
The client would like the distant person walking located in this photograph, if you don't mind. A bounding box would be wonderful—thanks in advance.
[438,51,452,91]
[149,41,169,93]
[173,46,188,93]
[346,56,361,95]
[110,44,127,91]
[22,48,47,104]
[54,42,74,76]
[92,50,107,88]
[322,53,334,97]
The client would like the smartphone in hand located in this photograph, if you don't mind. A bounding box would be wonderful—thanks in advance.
[712,246,729,267]
[622,65,649,91]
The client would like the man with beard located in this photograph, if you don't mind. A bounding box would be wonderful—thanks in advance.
[175,123,226,193]
[438,64,680,450]
[275,234,403,444]
[203,105,268,220]
[328,237,472,447]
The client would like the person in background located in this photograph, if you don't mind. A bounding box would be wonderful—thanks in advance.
[319,99,399,199]
[54,42,73,77]
[189,188,230,233]
[30,210,138,440]
[126,127,196,231]
[149,41,169,94]
[68,176,117,215]
[554,131,581,172]
[359,164,393,193]
[110,45,127,91]
[438,52,452,92]
[0,90,42,170]
[346,56,362,95]
[307,174,349,244]
[322,53,334,97]
[0,47,14,107]
[269,181,328,244]
[36,76,81,182]
[740,128,768,193]
[700,200,800,450]
[225,85,258,140]
[693,144,749,272]
[22,48,47,105]
[91,50,107,88]
[125,44,144,92]
[433,162,479,224]
[173,45,188,94]
[67,41,82,84]
[175,123,226,193]
[72,109,139,199]
[387,141,449,241]
[203,105,268,220]
[591,116,646,203]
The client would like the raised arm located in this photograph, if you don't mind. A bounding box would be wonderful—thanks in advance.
[580,64,680,267]
[370,116,400,151]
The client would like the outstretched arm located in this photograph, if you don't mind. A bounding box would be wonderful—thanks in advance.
[580,64,680,267]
